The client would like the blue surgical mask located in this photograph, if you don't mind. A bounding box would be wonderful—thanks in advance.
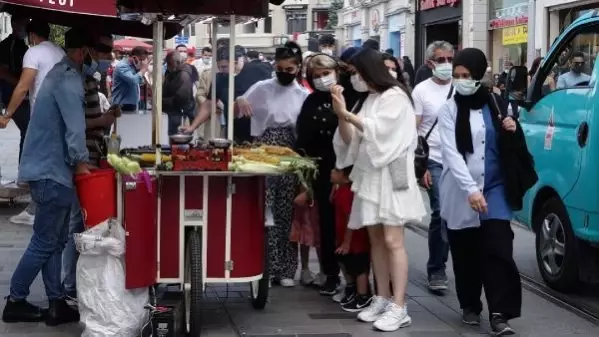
[453,79,480,96]
[432,62,452,81]
[83,59,98,77]
[97,59,111,73]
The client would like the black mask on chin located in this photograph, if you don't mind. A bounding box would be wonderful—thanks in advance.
[276,71,296,86]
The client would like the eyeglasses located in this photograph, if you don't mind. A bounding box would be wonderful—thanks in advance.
[433,57,453,63]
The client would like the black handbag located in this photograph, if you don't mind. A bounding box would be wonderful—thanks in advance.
[414,85,453,179]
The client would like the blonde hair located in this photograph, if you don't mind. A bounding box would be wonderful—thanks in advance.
[309,54,338,70]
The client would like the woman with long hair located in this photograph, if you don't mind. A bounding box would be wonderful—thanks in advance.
[438,48,535,335]
[528,56,555,93]
[236,41,310,287]
[331,48,426,331]
[382,53,411,90]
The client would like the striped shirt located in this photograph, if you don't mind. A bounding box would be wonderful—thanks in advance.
[84,76,105,165]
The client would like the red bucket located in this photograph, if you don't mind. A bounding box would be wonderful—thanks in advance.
[75,169,117,228]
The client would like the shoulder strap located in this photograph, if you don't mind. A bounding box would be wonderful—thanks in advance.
[489,93,506,121]
[424,84,454,140]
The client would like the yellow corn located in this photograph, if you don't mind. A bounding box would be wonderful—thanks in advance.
[139,154,171,162]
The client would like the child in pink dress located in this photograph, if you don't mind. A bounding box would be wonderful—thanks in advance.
[290,194,321,286]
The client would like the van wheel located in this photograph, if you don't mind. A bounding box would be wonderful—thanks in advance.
[534,197,579,292]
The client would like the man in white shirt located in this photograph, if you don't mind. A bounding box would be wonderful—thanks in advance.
[413,41,455,292]
[0,19,65,227]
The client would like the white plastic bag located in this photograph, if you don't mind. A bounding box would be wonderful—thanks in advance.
[75,219,149,337]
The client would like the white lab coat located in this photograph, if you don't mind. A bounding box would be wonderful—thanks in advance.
[438,98,486,230]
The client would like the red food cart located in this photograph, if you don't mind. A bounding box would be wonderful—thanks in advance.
[114,1,284,335]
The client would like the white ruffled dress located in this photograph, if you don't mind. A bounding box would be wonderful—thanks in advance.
[333,87,427,229]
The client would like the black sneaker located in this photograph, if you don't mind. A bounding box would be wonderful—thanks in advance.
[45,299,80,326]
[341,295,372,312]
[490,314,515,336]
[2,297,47,323]
[340,285,356,305]
[462,309,481,325]
[427,274,449,291]
[319,277,339,296]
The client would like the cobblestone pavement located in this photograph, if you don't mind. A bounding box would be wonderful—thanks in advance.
[0,115,598,336]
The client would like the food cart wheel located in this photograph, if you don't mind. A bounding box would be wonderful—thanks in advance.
[184,230,202,336]
[250,228,270,309]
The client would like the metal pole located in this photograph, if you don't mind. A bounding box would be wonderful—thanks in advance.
[227,14,236,142]
[527,0,536,68]
[152,18,164,164]
[210,19,218,139]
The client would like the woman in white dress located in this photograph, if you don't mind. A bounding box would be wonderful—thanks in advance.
[331,48,426,332]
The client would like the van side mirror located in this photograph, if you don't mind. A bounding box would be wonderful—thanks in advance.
[506,66,528,94]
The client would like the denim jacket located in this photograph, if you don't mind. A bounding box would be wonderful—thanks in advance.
[18,57,89,188]
[111,58,143,107]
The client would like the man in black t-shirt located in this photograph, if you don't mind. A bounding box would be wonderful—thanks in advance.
[0,14,30,160]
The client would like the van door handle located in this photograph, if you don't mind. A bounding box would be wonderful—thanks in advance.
[577,122,589,148]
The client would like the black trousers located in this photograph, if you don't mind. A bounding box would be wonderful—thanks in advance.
[447,219,522,320]
[315,179,340,281]
[12,103,30,162]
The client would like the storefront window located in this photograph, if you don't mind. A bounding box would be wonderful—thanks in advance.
[488,0,528,72]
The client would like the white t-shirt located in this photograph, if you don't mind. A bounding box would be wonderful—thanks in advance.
[22,41,66,110]
[413,78,454,164]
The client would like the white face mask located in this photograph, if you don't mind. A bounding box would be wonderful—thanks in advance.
[321,48,333,56]
[432,62,452,81]
[179,52,188,61]
[313,73,337,92]
[202,57,211,65]
[350,74,369,92]
[453,79,480,96]
[389,69,398,79]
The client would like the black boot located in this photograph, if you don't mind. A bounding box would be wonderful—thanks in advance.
[2,297,47,323]
[45,299,79,326]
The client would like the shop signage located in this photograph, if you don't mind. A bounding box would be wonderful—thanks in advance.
[419,0,460,11]
[283,4,308,10]
[489,2,528,29]
[371,9,381,33]
[490,16,528,29]
[502,25,528,45]
[1,0,117,17]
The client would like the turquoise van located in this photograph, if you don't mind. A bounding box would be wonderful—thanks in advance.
[511,10,599,292]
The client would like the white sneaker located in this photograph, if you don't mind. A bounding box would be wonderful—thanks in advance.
[313,273,326,287]
[373,303,412,331]
[9,210,34,226]
[300,269,315,285]
[280,278,295,287]
[357,296,391,322]
[332,291,345,303]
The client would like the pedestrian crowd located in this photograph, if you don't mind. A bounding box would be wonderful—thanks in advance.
[0,16,538,337]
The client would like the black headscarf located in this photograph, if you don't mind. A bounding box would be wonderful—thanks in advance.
[453,48,489,158]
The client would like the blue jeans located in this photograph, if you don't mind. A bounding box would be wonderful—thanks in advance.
[62,198,83,294]
[10,179,74,300]
[167,103,197,136]
[427,160,450,279]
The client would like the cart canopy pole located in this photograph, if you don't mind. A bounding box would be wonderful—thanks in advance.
[210,19,218,139]
[226,14,236,142]
[152,18,164,164]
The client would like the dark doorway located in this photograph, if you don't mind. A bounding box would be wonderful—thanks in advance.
[425,21,460,51]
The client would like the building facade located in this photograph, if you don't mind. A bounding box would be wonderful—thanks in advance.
[336,0,414,59]
[0,13,12,41]
[165,0,335,53]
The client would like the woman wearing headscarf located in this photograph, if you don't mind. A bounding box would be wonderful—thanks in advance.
[236,41,310,287]
[331,48,426,331]
[438,48,536,335]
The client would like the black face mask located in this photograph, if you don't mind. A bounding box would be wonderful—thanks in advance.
[276,71,296,86]
[572,64,584,74]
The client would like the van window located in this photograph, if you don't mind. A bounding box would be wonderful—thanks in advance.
[541,28,599,95]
